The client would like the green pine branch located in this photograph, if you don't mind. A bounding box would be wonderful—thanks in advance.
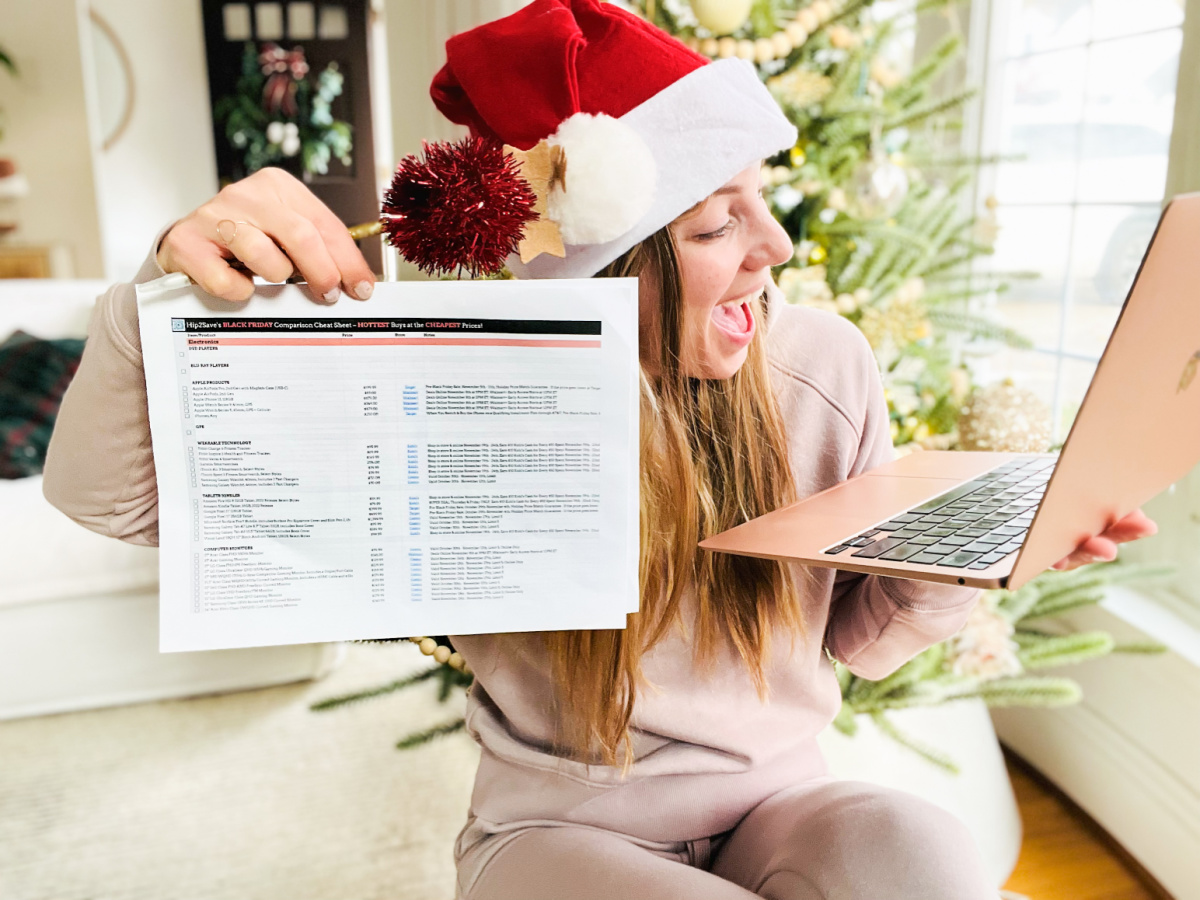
[870,711,961,774]
[829,0,874,26]
[940,676,1083,707]
[309,664,442,711]
[749,0,786,36]
[884,34,961,109]
[396,717,467,750]
[886,89,978,132]
[913,0,968,15]
[1111,642,1169,654]
[832,701,860,736]
[926,308,1033,347]
[921,284,1008,306]
[851,645,948,705]
[1015,631,1115,670]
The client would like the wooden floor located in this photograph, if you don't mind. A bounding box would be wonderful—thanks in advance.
[1000,751,1171,900]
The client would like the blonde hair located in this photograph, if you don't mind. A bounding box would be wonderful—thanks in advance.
[534,225,807,775]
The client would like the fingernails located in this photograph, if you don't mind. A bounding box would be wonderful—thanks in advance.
[323,287,340,303]
[355,281,374,301]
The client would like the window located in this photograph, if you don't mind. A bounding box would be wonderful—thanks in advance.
[970,0,1183,442]
[967,0,1199,616]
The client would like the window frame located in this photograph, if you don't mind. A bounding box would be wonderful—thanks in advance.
[964,0,1200,623]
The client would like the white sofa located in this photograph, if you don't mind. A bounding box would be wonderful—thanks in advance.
[0,279,342,720]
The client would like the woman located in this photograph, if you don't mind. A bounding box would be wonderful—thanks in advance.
[44,2,1155,898]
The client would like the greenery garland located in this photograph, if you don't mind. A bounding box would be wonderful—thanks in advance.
[213,42,352,180]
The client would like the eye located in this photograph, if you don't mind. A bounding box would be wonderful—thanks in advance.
[695,220,733,241]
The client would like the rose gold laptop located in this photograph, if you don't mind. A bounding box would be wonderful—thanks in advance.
[702,193,1200,591]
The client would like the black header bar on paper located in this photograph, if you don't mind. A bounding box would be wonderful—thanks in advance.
[173,317,602,335]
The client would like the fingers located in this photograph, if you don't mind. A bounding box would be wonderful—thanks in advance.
[1049,508,1158,572]
[246,168,375,301]
[1051,536,1118,570]
[224,222,295,284]
[284,180,376,300]
[157,167,376,305]
[1078,536,1119,561]
[1102,508,1159,542]
[158,223,256,302]
[245,201,344,301]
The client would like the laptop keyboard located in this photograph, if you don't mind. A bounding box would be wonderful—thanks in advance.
[821,455,1056,570]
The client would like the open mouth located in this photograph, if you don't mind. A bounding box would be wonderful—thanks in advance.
[710,294,757,345]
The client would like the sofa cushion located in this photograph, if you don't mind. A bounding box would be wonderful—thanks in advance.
[0,475,159,609]
[0,279,108,341]
[0,331,86,478]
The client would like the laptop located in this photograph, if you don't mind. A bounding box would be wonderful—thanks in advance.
[701,193,1200,591]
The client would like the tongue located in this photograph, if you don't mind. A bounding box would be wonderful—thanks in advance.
[712,302,750,334]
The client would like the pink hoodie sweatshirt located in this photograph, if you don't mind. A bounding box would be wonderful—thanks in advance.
[42,239,982,894]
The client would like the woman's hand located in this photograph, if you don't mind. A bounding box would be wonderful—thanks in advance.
[155,167,376,304]
[1049,507,1158,571]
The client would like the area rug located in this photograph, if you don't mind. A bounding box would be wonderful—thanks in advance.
[0,643,478,900]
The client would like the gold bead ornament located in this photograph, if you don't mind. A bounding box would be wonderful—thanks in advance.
[408,636,471,674]
[680,0,846,64]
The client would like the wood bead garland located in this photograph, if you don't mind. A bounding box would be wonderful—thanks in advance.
[408,635,471,675]
[680,0,845,64]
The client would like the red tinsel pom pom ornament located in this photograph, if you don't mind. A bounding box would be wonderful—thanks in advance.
[381,136,538,278]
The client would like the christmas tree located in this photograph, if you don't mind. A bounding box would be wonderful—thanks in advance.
[637,0,1033,448]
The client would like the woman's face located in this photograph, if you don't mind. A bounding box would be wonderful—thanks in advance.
[638,163,794,380]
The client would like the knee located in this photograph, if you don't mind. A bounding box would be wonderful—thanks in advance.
[785,782,992,896]
[815,782,980,859]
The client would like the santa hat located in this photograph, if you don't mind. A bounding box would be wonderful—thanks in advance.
[430,0,798,279]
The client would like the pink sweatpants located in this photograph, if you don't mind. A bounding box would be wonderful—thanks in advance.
[462,778,998,899]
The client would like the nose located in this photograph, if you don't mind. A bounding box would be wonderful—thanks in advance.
[743,204,794,272]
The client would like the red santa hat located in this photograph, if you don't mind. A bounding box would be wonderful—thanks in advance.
[430,0,798,279]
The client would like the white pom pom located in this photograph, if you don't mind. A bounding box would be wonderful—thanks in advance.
[546,113,656,246]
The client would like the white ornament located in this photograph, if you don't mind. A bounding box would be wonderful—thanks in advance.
[266,121,285,144]
[852,155,909,218]
[546,113,657,246]
[690,0,753,36]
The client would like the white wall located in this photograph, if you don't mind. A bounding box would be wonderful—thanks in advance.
[383,0,529,160]
[380,0,528,278]
[88,0,218,281]
[0,0,528,282]
[0,0,106,278]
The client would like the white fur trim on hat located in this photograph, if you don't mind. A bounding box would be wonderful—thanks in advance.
[547,113,657,245]
[509,59,798,280]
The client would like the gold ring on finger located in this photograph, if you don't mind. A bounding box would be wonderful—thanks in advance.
[216,219,248,245]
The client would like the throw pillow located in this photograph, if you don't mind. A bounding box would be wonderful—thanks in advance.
[0,330,86,478]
